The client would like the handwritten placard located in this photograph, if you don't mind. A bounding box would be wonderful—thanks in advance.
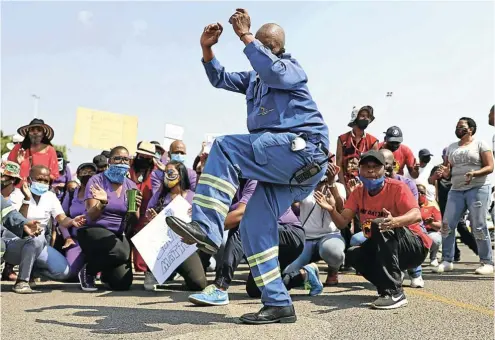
[131,195,197,284]
[72,107,138,154]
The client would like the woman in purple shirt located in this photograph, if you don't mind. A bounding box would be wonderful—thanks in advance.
[60,162,96,279]
[77,146,142,292]
[144,161,207,291]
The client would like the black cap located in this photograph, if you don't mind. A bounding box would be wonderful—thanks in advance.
[56,151,64,159]
[77,162,97,173]
[101,150,111,159]
[384,126,403,143]
[359,150,386,166]
[93,155,108,168]
[419,149,433,158]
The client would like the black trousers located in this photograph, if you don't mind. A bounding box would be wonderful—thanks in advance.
[346,219,428,295]
[77,227,133,291]
[214,223,305,297]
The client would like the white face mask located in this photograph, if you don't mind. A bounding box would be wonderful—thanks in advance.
[58,159,64,172]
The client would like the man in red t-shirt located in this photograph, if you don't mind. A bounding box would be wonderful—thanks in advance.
[378,126,418,178]
[324,150,431,310]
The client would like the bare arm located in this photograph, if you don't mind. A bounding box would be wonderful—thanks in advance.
[224,203,247,230]
[328,208,355,229]
[86,198,106,221]
[336,138,346,188]
[474,150,494,177]
[392,208,422,228]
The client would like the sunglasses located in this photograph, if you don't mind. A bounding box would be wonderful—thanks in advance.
[111,156,130,163]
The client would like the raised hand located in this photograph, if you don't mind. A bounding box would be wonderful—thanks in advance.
[90,184,108,202]
[229,8,251,37]
[17,148,26,165]
[153,157,166,171]
[314,190,336,212]
[200,23,223,48]
[21,181,31,200]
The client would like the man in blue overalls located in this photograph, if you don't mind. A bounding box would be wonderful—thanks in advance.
[167,9,329,324]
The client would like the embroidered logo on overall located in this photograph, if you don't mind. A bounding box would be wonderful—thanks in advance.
[258,107,274,116]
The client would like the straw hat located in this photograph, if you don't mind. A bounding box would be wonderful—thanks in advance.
[17,118,54,141]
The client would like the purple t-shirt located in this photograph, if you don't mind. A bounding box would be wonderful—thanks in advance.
[53,166,73,199]
[232,179,301,226]
[151,168,197,195]
[84,173,137,234]
[147,189,195,210]
[61,187,87,238]
[395,174,419,200]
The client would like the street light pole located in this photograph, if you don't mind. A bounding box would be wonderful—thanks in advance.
[32,94,40,118]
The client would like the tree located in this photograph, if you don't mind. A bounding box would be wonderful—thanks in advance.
[1,130,11,155]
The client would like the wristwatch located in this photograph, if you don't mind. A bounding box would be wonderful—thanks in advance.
[22,200,31,205]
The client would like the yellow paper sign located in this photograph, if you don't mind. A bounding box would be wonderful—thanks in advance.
[73,107,138,154]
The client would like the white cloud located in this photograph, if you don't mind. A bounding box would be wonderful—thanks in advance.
[77,10,94,28]
[131,20,148,37]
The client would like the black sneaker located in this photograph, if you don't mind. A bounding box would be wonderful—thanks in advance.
[372,292,408,310]
[78,264,98,292]
[165,216,219,255]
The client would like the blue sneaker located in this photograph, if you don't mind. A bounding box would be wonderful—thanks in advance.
[188,284,229,306]
[303,263,323,296]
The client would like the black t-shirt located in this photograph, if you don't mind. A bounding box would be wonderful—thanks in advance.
[431,165,452,215]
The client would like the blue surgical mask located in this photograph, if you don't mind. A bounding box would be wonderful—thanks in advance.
[358,175,385,192]
[30,181,49,196]
[171,153,186,163]
[104,164,130,184]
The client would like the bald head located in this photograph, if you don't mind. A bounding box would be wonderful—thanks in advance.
[169,140,186,155]
[255,23,285,55]
[379,149,395,177]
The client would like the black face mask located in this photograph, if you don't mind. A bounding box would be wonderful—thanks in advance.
[79,175,92,186]
[420,156,431,164]
[384,166,394,177]
[355,119,369,130]
[1,179,13,191]
[455,128,468,139]
[134,157,153,170]
[387,143,401,152]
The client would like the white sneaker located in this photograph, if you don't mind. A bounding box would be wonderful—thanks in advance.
[430,259,439,267]
[474,264,494,275]
[432,261,454,273]
[144,271,158,291]
[410,276,425,288]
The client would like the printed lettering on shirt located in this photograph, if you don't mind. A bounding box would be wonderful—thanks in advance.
[359,208,388,218]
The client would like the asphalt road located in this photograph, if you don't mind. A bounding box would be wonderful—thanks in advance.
[1,244,493,340]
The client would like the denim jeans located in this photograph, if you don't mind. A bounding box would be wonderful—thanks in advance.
[34,245,71,281]
[350,231,423,278]
[442,184,493,264]
[428,231,442,261]
[284,233,346,274]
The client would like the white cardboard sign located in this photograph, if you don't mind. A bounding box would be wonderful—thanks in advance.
[131,195,197,284]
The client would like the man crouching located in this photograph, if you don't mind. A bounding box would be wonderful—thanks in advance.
[322,150,431,309]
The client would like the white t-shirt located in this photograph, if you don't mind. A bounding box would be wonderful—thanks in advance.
[405,163,436,201]
[8,188,25,211]
[299,182,347,240]
[26,191,64,235]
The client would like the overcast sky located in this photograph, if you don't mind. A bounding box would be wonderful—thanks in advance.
[2,1,494,177]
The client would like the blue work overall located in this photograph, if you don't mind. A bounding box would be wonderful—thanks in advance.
[192,40,329,307]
